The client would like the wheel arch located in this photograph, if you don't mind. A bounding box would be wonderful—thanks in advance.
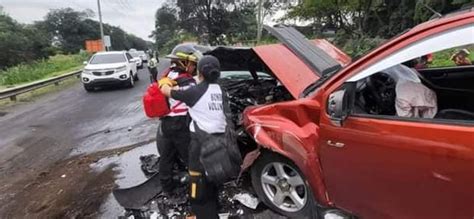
[244,124,330,206]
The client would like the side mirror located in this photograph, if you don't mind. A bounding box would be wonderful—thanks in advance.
[83,61,88,65]
[328,89,348,127]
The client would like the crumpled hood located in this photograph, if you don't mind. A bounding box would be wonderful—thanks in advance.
[253,39,351,98]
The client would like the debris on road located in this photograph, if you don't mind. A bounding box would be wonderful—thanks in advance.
[113,152,263,218]
[233,192,260,210]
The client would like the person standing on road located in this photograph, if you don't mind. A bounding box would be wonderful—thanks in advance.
[148,52,159,83]
[159,55,225,219]
[156,44,201,196]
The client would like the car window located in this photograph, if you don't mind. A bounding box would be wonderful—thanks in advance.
[402,45,474,70]
[130,52,140,58]
[126,53,133,61]
[346,25,474,124]
[220,71,271,80]
[90,54,127,64]
[348,24,474,82]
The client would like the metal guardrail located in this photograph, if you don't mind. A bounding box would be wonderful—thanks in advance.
[0,70,82,101]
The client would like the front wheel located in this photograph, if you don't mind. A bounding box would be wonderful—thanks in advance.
[126,73,134,88]
[134,71,139,81]
[84,84,95,92]
[251,152,317,218]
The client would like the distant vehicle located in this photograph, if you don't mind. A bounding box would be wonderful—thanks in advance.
[81,51,138,92]
[129,51,143,69]
[138,51,148,62]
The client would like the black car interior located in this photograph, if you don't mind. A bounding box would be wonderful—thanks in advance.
[354,65,474,121]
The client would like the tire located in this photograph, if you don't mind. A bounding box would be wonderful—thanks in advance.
[251,152,317,218]
[126,73,134,88]
[84,84,94,92]
[133,71,139,81]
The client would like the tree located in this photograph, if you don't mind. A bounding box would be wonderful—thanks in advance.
[42,8,95,53]
[41,8,148,53]
[0,11,50,69]
[150,4,179,52]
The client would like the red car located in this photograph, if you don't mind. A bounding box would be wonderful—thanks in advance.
[210,9,474,219]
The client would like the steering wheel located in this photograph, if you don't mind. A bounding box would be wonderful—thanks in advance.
[364,72,397,115]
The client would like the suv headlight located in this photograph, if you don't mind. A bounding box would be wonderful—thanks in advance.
[115,65,127,72]
[82,69,92,75]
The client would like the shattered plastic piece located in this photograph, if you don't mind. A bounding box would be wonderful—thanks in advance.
[128,126,133,132]
[61,174,66,178]
[149,211,159,219]
[104,129,110,134]
[232,192,259,209]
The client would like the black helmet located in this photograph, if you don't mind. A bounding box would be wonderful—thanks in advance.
[166,43,202,63]
[198,55,221,83]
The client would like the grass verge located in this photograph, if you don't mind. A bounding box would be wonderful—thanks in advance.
[0,54,87,87]
[0,76,80,108]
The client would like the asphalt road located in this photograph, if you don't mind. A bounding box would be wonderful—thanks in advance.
[0,60,285,218]
[0,61,168,211]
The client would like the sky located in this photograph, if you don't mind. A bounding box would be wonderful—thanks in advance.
[0,0,165,41]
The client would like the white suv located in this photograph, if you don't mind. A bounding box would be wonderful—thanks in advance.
[81,51,138,92]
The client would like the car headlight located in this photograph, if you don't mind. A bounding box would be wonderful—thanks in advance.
[115,65,127,72]
[82,69,92,75]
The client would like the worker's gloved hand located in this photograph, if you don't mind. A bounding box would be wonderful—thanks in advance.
[158,77,177,88]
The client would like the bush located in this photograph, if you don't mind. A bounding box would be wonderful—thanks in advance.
[0,54,88,86]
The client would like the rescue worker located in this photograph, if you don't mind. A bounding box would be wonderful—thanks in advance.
[159,55,225,219]
[157,44,201,196]
[148,51,159,83]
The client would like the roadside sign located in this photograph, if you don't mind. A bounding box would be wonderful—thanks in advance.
[104,35,112,47]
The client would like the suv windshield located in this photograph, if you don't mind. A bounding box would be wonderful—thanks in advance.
[90,54,126,64]
[130,52,140,58]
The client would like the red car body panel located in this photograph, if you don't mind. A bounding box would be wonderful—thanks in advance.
[244,11,474,219]
[311,39,352,67]
[253,39,351,98]
[253,44,319,98]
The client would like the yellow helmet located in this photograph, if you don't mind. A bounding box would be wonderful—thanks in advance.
[166,43,202,63]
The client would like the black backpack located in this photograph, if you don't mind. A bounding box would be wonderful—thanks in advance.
[193,88,242,184]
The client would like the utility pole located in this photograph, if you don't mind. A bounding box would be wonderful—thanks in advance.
[97,0,106,51]
[256,0,263,45]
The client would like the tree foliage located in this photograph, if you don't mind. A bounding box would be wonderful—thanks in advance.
[0,10,50,69]
[288,0,473,39]
[284,0,473,56]
[0,7,149,69]
[40,8,149,54]
[152,1,258,52]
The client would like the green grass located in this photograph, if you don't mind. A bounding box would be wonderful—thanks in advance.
[429,46,474,68]
[0,54,87,87]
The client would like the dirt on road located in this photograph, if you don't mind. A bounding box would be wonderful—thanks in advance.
[0,141,153,219]
[0,64,166,218]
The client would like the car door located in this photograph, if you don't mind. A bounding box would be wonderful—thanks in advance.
[319,114,474,219]
[126,53,137,73]
[417,64,474,111]
[318,22,474,219]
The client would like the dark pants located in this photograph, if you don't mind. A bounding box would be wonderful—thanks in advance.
[189,132,219,219]
[149,67,158,83]
[157,116,190,192]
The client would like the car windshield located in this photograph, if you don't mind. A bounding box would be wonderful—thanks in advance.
[130,52,140,57]
[90,54,126,64]
[220,71,271,80]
